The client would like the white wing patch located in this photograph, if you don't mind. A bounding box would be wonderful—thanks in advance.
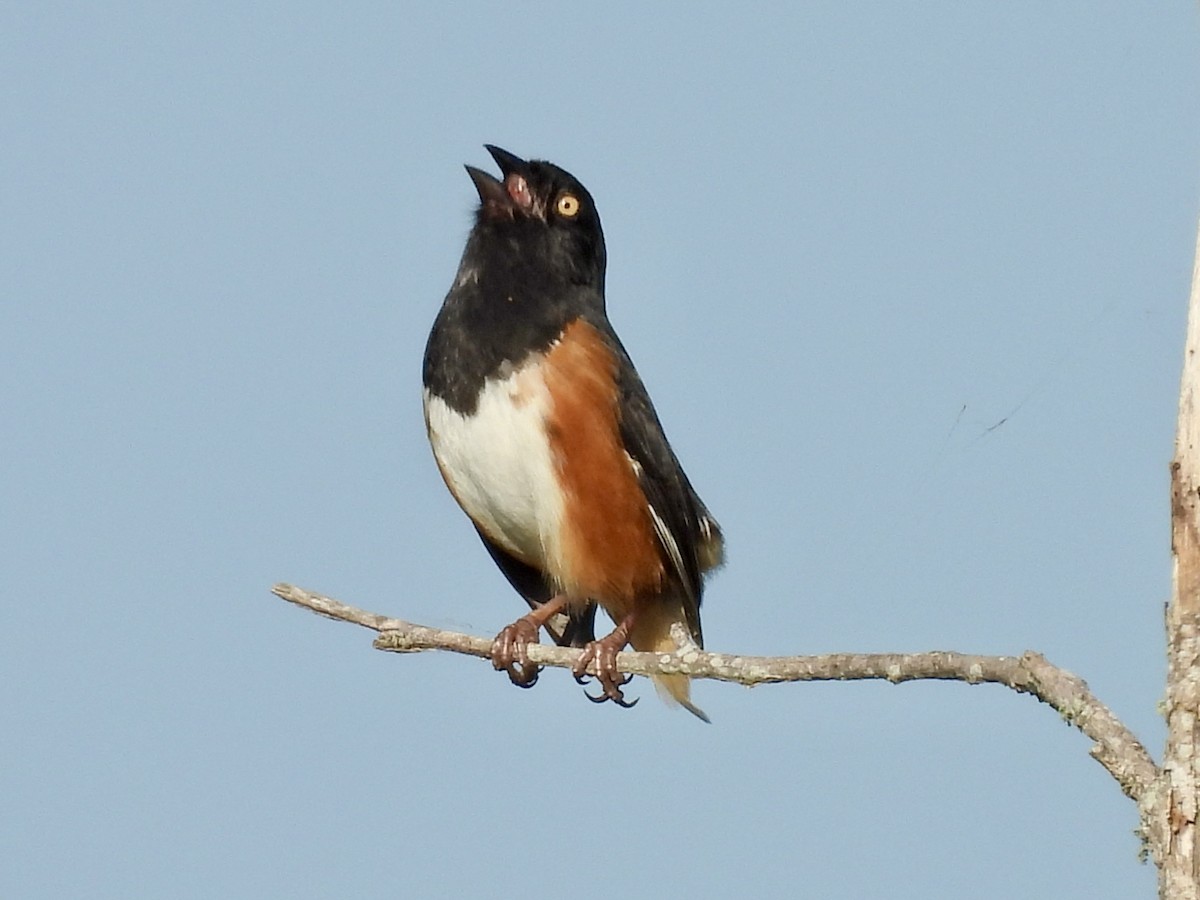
[626,452,691,597]
[646,502,689,593]
[697,512,725,572]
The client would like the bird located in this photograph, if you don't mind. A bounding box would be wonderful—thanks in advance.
[422,145,723,719]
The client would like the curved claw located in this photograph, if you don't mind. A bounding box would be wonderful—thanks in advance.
[573,671,593,686]
[507,664,539,688]
[584,686,639,708]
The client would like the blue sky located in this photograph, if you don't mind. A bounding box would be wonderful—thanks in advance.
[4,3,1199,898]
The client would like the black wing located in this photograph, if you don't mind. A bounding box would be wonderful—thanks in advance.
[590,318,719,648]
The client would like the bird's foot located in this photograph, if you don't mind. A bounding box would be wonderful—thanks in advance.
[491,617,542,688]
[491,595,570,689]
[572,618,638,709]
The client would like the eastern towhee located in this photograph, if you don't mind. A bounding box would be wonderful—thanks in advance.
[423,146,723,719]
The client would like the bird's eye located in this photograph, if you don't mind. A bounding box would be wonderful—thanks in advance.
[555,193,580,218]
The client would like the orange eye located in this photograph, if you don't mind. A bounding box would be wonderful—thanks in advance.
[556,193,580,217]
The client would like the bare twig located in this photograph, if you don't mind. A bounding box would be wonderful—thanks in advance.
[271,582,1159,804]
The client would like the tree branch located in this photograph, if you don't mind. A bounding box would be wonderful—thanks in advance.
[271,582,1159,803]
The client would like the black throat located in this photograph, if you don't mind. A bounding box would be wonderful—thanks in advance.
[423,219,606,415]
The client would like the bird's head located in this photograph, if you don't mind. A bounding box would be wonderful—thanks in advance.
[465,145,606,287]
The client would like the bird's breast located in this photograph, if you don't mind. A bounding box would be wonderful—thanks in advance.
[424,363,566,571]
[424,319,666,613]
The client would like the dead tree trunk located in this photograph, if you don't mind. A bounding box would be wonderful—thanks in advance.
[1160,219,1200,898]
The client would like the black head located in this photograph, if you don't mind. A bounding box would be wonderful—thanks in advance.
[464,145,606,288]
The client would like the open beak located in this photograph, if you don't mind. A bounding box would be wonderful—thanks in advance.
[465,145,537,219]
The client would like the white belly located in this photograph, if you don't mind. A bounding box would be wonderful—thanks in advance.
[423,367,565,571]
